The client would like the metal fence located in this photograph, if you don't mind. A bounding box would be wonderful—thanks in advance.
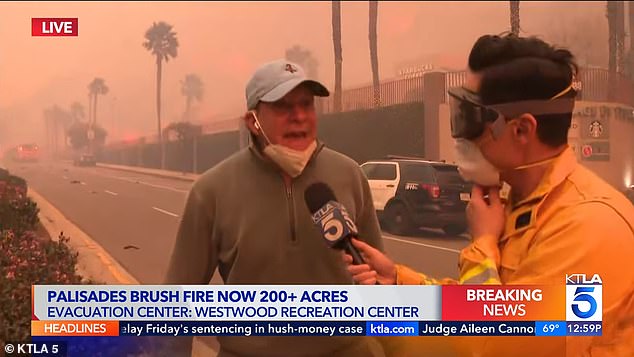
[317,76,424,114]
[317,67,634,115]
[117,67,633,147]
[577,67,634,106]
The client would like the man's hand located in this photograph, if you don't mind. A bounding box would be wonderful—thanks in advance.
[342,239,397,285]
[467,185,505,260]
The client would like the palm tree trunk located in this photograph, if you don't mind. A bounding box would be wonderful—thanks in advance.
[93,94,98,126]
[369,0,380,108]
[628,1,634,79]
[185,96,192,122]
[332,1,343,112]
[53,116,58,158]
[608,1,618,100]
[156,55,165,169]
[92,94,98,155]
[616,1,625,73]
[509,1,520,36]
[630,1,634,53]
[88,94,92,125]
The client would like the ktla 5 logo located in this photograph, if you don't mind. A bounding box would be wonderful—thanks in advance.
[566,274,603,322]
[311,201,357,244]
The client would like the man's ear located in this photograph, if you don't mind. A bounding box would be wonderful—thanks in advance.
[244,110,260,135]
[512,114,538,144]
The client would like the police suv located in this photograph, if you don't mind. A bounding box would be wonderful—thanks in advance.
[361,156,471,236]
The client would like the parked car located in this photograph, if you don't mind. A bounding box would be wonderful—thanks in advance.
[361,156,471,236]
[74,153,96,167]
[13,144,40,162]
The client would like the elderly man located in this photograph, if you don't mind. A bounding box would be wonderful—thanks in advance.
[165,59,385,357]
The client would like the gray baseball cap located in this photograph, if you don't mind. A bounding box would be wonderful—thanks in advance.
[245,59,330,110]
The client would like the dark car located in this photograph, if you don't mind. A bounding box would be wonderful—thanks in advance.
[361,156,471,236]
[74,153,96,167]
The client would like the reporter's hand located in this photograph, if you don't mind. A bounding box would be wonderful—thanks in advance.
[467,185,505,261]
[342,238,396,285]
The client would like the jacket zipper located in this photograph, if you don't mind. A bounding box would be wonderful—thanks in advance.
[285,181,297,243]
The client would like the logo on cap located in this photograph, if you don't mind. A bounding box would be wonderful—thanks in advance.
[285,63,298,73]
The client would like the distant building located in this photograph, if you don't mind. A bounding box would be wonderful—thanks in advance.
[395,52,467,78]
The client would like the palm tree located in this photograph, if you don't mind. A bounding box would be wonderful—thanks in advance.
[54,106,72,149]
[87,78,108,156]
[509,1,520,36]
[332,1,343,112]
[164,121,202,173]
[88,78,109,126]
[43,108,55,156]
[45,106,73,155]
[285,45,319,79]
[181,74,204,122]
[369,0,380,107]
[286,45,321,111]
[143,21,179,169]
[70,102,85,123]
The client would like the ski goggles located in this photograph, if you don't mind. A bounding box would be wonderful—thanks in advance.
[447,85,576,140]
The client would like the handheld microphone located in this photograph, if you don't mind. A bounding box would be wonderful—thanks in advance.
[304,182,366,265]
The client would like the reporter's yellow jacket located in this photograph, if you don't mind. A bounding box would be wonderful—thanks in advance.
[386,147,634,357]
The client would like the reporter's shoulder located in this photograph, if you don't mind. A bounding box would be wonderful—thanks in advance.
[567,165,634,214]
[551,200,634,241]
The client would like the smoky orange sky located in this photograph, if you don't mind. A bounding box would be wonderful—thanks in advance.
[0,1,610,146]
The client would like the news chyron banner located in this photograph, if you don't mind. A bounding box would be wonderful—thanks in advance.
[31,275,602,339]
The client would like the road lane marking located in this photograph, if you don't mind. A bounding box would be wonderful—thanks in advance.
[112,176,188,194]
[382,235,461,254]
[138,180,188,193]
[152,206,179,218]
[69,167,190,194]
[105,190,118,196]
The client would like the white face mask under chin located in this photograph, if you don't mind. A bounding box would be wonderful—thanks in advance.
[249,111,316,178]
[263,141,316,178]
[453,138,501,187]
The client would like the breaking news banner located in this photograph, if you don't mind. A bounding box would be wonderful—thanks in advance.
[27,277,601,343]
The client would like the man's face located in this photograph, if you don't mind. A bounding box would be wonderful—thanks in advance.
[249,84,317,151]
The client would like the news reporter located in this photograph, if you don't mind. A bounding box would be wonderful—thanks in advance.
[344,34,634,357]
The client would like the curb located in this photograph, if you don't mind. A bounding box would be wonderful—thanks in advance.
[29,188,217,356]
[96,163,199,183]
[30,188,139,285]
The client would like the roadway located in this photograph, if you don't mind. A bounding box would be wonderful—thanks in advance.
[7,160,470,284]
